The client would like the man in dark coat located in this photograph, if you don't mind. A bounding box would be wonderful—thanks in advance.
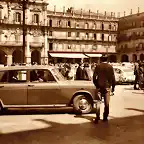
[134,60,140,90]
[93,55,116,123]
[75,62,83,80]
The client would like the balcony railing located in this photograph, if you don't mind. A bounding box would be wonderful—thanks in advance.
[0,41,23,46]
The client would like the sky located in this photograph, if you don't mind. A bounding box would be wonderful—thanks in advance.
[47,0,144,17]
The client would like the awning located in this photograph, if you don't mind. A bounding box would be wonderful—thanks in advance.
[49,53,88,58]
[85,54,102,57]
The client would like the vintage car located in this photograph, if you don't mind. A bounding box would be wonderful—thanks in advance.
[0,65,99,114]
[113,66,135,84]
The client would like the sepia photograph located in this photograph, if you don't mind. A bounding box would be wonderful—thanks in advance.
[0,0,144,143]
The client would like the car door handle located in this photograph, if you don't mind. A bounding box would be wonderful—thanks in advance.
[0,85,4,88]
[28,85,34,87]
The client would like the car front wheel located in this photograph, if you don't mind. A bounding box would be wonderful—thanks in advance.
[73,95,92,115]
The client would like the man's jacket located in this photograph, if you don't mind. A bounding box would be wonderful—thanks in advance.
[93,63,116,88]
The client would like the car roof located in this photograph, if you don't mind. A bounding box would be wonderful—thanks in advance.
[0,65,55,71]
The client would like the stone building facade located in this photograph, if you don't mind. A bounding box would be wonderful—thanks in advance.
[117,12,144,62]
[0,0,118,65]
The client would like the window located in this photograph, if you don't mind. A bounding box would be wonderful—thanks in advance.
[75,22,79,28]
[68,21,71,27]
[0,9,2,20]
[86,33,89,39]
[49,43,53,50]
[101,23,104,30]
[141,21,144,27]
[68,32,71,37]
[49,19,52,27]
[58,20,62,27]
[85,22,89,29]
[68,45,71,49]
[94,33,96,40]
[76,32,80,37]
[33,14,39,24]
[49,31,53,36]
[93,23,96,29]
[30,69,56,82]
[101,34,104,41]
[109,24,111,30]
[16,12,21,22]
[0,70,27,83]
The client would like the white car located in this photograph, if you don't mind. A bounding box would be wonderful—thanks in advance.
[113,66,135,84]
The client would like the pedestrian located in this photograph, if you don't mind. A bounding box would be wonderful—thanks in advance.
[93,55,116,123]
[75,62,83,80]
[138,62,144,89]
[82,62,91,81]
[134,60,140,90]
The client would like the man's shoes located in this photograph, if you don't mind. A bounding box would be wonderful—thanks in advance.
[103,117,108,122]
[93,117,100,124]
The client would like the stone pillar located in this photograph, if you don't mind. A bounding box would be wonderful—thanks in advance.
[25,33,31,64]
[7,54,12,66]
[41,6,48,65]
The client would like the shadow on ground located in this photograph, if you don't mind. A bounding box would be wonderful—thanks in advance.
[0,109,144,144]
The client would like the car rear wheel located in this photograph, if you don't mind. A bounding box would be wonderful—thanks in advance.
[73,94,92,115]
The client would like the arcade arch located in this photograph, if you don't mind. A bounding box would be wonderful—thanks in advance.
[31,50,41,65]
[12,49,23,64]
[108,55,117,62]
[121,54,129,62]
[132,54,137,62]
[140,54,144,61]
[0,49,7,65]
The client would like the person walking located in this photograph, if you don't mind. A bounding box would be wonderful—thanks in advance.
[93,55,116,123]
[134,60,140,90]
[75,62,83,80]
[82,62,91,81]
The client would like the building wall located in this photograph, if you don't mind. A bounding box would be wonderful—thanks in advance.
[0,0,118,65]
[117,12,144,62]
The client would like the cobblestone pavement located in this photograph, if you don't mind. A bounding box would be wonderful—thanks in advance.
[0,85,144,144]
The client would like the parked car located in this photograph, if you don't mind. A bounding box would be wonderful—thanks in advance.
[0,65,99,114]
[113,66,135,84]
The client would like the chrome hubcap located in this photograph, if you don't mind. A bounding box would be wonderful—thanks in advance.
[79,98,89,110]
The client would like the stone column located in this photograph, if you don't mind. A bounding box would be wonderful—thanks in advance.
[25,33,31,64]
[41,5,48,65]
[7,54,12,66]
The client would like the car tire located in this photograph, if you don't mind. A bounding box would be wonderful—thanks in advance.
[73,94,92,115]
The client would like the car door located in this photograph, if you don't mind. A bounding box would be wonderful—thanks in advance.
[0,70,28,106]
[27,69,64,105]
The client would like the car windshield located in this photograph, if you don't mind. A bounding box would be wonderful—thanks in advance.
[51,68,66,81]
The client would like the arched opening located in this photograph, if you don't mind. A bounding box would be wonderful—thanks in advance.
[140,54,144,61]
[0,50,7,65]
[12,50,23,64]
[31,50,41,65]
[132,54,137,62]
[108,55,117,62]
[121,54,129,62]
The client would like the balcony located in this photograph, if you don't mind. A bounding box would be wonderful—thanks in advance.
[0,41,22,46]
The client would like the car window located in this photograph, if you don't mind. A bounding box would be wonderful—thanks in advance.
[0,70,27,83]
[30,69,56,83]
[51,68,65,81]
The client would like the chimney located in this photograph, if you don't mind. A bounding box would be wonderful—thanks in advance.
[104,11,107,18]
[63,6,65,15]
[113,12,115,17]
[117,12,120,18]
[130,9,132,15]
[54,5,56,14]
[124,11,126,16]
[97,10,99,18]
[138,7,140,14]
[89,9,91,17]
[111,12,113,18]
[81,8,83,17]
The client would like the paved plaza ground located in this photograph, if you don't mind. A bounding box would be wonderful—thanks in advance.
[0,85,144,144]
